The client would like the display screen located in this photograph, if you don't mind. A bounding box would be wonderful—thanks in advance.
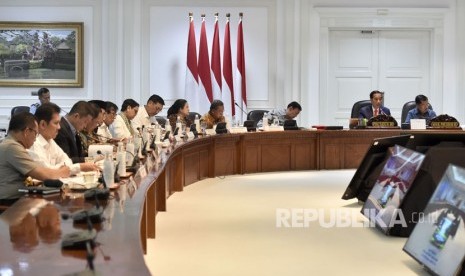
[362,145,425,233]
[403,164,465,276]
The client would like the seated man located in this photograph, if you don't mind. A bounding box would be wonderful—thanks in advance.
[28,103,99,175]
[131,94,165,133]
[258,101,302,127]
[111,99,139,140]
[404,94,437,124]
[54,101,93,163]
[97,101,120,143]
[201,100,227,129]
[359,90,391,119]
[0,113,70,203]
[30,88,51,115]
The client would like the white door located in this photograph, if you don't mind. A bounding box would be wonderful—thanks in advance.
[325,30,431,126]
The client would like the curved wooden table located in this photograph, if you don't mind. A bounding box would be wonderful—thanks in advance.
[0,129,463,274]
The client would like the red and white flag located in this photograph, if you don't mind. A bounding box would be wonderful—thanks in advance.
[235,13,247,122]
[197,15,213,113]
[222,14,235,119]
[211,14,222,101]
[185,14,199,112]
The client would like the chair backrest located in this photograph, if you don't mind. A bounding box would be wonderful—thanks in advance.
[247,110,268,124]
[188,112,201,122]
[155,116,167,127]
[401,101,433,123]
[11,106,30,117]
[350,100,372,118]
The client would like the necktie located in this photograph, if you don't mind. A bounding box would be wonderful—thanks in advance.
[374,108,379,116]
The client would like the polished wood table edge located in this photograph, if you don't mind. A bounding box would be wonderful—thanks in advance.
[2,129,464,275]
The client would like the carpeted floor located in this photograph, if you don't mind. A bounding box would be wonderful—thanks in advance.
[144,170,428,276]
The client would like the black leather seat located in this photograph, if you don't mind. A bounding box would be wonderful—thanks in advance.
[350,100,371,118]
[247,110,268,124]
[188,112,201,122]
[11,106,30,117]
[155,116,167,127]
[401,101,433,123]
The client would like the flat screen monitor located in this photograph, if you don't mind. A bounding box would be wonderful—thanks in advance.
[342,135,412,201]
[406,133,465,153]
[403,164,465,276]
[283,120,299,130]
[362,145,425,234]
[243,120,257,132]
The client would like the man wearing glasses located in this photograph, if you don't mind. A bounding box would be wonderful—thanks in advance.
[0,112,70,204]
[97,101,120,143]
[131,94,165,134]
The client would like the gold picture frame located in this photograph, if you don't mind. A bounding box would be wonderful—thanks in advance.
[0,22,83,87]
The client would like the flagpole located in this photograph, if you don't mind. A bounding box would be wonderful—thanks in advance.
[222,12,235,121]
[235,12,247,123]
[211,12,222,101]
[185,12,200,113]
[198,14,214,113]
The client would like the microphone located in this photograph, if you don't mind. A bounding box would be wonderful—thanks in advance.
[78,193,105,223]
[125,150,140,173]
[86,241,95,271]
[235,102,247,115]
[62,210,97,250]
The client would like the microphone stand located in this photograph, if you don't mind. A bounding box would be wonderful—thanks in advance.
[234,102,248,116]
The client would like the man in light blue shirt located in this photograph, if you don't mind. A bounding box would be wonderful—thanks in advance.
[30,88,51,114]
[405,94,437,124]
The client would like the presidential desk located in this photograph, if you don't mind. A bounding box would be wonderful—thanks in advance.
[1,129,463,275]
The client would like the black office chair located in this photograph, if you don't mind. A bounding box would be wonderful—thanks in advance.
[155,116,167,128]
[11,106,30,117]
[350,100,372,118]
[188,112,201,122]
[401,101,433,123]
[247,110,268,124]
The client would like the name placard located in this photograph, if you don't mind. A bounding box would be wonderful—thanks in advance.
[186,132,195,140]
[267,125,284,131]
[230,127,248,133]
[205,129,216,136]
[371,121,395,127]
[430,121,459,128]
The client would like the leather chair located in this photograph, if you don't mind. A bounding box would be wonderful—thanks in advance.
[155,116,167,128]
[11,106,30,117]
[401,101,433,123]
[247,110,268,124]
[188,112,201,122]
[350,100,371,118]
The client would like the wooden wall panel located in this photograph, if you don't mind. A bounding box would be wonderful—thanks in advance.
[261,145,291,171]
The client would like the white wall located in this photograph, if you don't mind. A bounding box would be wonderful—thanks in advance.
[0,0,464,129]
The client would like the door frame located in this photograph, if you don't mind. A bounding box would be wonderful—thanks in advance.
[315,7,447,125]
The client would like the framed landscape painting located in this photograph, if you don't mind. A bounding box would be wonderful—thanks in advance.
[0,22,83,87]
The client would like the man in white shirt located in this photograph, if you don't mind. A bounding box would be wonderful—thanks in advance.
[131,94,165,133]
[111,99,139,140]
[97,101,118,142]
[29,103,99,175]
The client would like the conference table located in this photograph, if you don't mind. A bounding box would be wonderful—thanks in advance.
[0,128,463,275]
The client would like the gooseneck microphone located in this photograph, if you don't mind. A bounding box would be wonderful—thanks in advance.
[125,150,140,173]
[235,102,248,115]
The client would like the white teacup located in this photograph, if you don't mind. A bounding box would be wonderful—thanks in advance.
[82,172,96,184]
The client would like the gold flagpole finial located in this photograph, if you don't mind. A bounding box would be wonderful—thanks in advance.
[226,13,230,18]
[239,12,243,18]
[214,12,219,17]
[189,12,193,17]
[201,14,206,18]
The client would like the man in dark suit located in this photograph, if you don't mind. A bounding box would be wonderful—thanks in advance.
[54,101,93,163]
[359,90,391,119]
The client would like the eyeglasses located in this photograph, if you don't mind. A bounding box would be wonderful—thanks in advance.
[27,128,39,138]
